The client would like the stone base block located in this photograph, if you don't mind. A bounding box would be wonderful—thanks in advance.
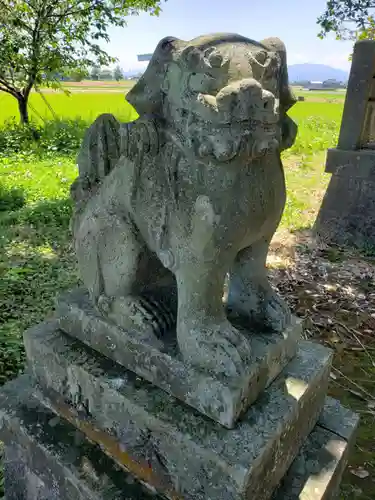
[55,288,302,428]
[0,377,358,500]
[23,320,331,500]
[0,376,157,500]
[272,397,359,499]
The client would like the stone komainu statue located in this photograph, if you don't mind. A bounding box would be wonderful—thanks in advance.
[70,33,298,377]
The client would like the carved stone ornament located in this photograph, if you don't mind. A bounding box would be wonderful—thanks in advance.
[70,33,298,378]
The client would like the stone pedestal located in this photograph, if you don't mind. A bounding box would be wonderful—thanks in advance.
[315,40,375,247]
[0,314,358,500]
[56,289,302,429]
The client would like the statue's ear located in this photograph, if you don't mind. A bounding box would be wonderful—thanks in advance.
[126,37,180,117]
[261,37,297,151]
[260,37,296,113]
[280,115,298,151]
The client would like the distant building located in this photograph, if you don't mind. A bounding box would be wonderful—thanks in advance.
[322,79,346,89]
[306,81,324,90]
[304,79,346,91]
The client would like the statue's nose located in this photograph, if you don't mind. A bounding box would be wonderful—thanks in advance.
[216,78,276,121]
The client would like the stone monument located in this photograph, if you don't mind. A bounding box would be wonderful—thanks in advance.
[0,33,358,499]
[315,39,375,247]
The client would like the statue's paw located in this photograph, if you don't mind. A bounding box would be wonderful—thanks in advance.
[97,294,113,315]
[226,289,291,333]
[96,294,164,349]
[178,319,252,378]
[264,293,291,332]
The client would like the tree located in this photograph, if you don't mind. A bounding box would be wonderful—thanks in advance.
[113,65,124,81]
[99,68,113,80]
[91,66,101,81]
[318,0,375,40]
[0,0,162,124]
[68,68,89,82]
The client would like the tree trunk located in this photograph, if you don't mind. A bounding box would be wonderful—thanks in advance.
[17,95,29,125]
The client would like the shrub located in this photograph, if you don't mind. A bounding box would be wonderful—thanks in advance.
[0,184,26,212]
[0,118,88,157]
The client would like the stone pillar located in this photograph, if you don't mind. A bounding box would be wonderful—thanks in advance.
[315,40,375,247]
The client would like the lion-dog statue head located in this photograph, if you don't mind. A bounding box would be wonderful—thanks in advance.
[126,33,297,164]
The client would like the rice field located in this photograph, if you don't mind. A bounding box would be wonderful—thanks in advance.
[0,85,344,124]
[0,90,137,125]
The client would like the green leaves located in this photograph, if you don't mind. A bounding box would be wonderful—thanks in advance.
[318,0,375,40]
[0,0,164,122]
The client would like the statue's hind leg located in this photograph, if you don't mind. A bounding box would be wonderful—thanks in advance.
[75,208,176,347]
[227,237,291,332]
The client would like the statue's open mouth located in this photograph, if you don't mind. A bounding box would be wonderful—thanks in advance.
[228,119,279,138]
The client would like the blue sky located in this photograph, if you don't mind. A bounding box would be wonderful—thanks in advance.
[106,0,354,72]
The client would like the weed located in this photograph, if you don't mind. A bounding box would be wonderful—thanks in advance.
[0,184,26,212]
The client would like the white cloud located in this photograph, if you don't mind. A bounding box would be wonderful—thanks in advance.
[288,53,308,65]
[319,52,351,70]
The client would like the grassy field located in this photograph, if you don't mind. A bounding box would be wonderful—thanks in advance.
[1,87,375,498]
[0,90,137,125]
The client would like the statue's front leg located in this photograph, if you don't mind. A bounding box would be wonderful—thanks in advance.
[175,260,252,377]
[227,238,291,332]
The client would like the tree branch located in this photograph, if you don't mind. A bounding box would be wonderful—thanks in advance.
[0,82,19,98]
[22,1,43,96]
[46,1,104,21]
[0,76,19,96]
[0,1,33,33]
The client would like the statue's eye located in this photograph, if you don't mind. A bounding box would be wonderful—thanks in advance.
[159,36,177,53]
[188,72,219,94]
[253,50,267,66]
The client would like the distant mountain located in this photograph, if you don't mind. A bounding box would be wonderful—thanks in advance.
[288,64,349,83]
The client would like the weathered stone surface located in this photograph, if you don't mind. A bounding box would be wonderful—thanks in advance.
[56,288,301,428]
[324,148,375,178]
[314,171,375,247]
[25,320,331,500]
[0,376,159,500]
[273,397,359,499]
[336,40,375,151]
[317,396,360,441]
[70,33,298,381]
[4,452,57,500]
[314,40,375,247]
[0,376,357,500]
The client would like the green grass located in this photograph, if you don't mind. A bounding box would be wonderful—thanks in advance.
[0,155,77,386]
[1,94,374,499]
[279,102,342,231]
[290,100,344,120]
[296,90,346,99]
